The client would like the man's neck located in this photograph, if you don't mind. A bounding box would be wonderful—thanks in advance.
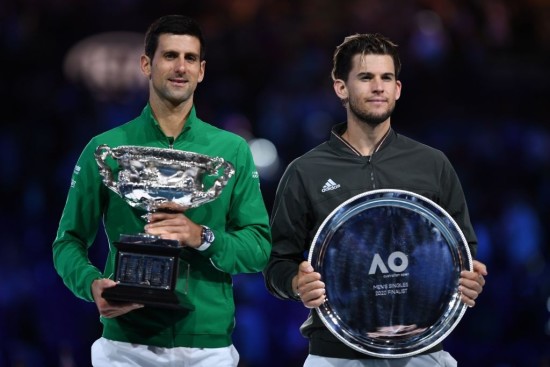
[149,97,194,138]
[342,119,391,156]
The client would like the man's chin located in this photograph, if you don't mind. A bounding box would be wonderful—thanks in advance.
[358,116,388,127]
[350,105,393,127]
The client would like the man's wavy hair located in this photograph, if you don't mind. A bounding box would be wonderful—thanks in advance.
[331,33,401,81]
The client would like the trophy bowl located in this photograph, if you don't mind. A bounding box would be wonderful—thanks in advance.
[95,145,235,212]
[94,145,235,309]
[308,189,472,358]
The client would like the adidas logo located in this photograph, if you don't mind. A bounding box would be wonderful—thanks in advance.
[322,178,341,192]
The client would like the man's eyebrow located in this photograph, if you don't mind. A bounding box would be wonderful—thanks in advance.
[160,49,200,57]
[355,71,374,78]
[356,71,396,77]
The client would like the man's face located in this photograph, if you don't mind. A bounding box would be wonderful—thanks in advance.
[335,54,402,126]
[141,34,205,106]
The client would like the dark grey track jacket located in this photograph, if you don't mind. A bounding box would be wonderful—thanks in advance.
[264,123,477,359]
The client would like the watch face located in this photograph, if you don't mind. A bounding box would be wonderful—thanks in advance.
[202,226,215,244]
[308,189,472,358]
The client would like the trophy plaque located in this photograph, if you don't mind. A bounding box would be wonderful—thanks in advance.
[309,189,472,358]
[95,145,234,310]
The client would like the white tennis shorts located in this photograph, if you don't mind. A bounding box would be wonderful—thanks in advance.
[91,337,239,367]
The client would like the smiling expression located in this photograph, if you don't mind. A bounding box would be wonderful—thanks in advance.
[141,34,205,108]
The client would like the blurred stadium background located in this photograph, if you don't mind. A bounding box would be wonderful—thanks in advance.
[1,0,549,366]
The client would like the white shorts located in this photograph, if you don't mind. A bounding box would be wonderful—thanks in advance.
[91,337,239,367]
[304,351,457,367]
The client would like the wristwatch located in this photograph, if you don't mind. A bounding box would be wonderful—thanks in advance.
[197,225,215,251]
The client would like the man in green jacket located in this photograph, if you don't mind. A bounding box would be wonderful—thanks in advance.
[53,15,271,367]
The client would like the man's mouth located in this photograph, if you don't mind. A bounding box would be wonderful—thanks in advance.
[169,78,187,85]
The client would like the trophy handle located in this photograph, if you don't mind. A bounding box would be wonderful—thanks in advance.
[205,158,235,201]
[94,144,121,196]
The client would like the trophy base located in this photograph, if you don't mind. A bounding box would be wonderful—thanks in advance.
[102,285,195,310]
[104,234,194,311]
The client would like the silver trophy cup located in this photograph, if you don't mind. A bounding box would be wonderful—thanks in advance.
[309,189,472,357]
[95,145,235,309]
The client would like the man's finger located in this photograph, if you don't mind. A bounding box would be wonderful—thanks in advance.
[298,261,314,274]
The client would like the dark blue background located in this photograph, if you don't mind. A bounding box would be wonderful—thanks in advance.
[1,1,549,366]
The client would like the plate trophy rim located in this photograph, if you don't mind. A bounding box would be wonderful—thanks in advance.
[307,188,473,358]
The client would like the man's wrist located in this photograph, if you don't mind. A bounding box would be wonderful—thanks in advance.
[197,225,215,251]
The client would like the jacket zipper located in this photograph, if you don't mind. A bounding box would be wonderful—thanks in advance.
[368,155,376,189]
[367,128,391,189]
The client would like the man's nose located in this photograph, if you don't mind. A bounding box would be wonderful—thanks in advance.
[175,58,186,72]
[371,78,384,92]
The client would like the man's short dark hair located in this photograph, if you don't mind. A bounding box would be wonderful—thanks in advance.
[331,33,401,81]
[144,15,205,61]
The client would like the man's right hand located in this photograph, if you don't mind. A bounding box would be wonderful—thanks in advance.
[91,279,144,318]
[292,261,326,308]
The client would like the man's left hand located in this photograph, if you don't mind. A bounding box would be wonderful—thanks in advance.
[459,259,488,307]
[144,212,202,248]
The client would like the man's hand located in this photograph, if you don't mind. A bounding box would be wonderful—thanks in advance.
[459,260,488,307]
[91,279,143,318]
[292,261,326,308]
[144,212,202,248]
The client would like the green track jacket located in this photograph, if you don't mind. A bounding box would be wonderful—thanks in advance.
[53,104,271,348]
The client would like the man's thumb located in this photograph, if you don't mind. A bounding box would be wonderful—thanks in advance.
[299,261,314,274]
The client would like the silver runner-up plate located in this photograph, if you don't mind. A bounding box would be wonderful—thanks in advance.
[308,189,473,358]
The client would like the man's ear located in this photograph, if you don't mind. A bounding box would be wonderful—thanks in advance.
[333,79,348,106]
[395,80,402,101]
[197,60,206,83]
[333,79,348,100]
[140,55,151,78]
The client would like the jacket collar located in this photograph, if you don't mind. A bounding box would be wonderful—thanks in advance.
[328,122,395,157]
[140,103,200,141]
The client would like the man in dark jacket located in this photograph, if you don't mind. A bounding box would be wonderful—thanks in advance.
[263,33,487,367]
